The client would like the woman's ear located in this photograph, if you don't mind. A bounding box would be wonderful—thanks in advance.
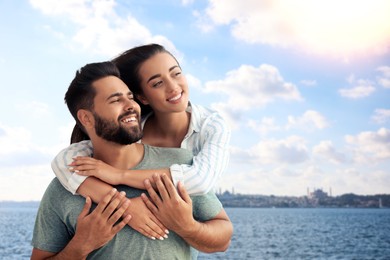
[136,94,149,105]
[77,109,94,129]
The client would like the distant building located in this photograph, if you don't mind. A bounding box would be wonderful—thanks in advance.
[309,188,328,200]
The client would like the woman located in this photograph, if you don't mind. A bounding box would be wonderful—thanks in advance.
[52,43,231,241]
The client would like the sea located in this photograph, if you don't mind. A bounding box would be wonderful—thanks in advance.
[1,204,389,260]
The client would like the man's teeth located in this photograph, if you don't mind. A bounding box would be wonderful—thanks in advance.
[122,117,137,123]
[168,93,182,101]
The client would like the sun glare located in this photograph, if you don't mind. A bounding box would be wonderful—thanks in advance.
[280,0,390,57]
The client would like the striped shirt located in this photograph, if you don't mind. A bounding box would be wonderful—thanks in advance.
[51,103,231,195]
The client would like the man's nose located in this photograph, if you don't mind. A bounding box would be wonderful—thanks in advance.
[124,99,136,111]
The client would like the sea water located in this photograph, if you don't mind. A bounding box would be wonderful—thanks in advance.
[1,205,389,259]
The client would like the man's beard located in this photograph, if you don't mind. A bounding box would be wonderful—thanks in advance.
[93,111,143,145]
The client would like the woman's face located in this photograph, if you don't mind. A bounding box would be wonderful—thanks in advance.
[137,52,189,114]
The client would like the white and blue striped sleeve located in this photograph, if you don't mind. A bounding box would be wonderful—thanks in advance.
[51,140,93,194]
[170,112,231,195]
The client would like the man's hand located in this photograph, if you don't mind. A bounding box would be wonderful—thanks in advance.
[31,188,132,260]
[126,196,169,241]
[69,156,123,185]
[141,174,197,236]
[141,174,233,253]
[72,188,131,253]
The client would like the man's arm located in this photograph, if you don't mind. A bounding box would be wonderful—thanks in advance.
[141,174,233,253]
[77,177,168,240]
[31,189,131,260]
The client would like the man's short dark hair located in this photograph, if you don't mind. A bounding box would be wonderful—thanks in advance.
[65,61,120,127]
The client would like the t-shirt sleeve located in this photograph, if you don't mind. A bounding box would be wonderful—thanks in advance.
[31,179,74,252]
[51,140,93,194]
[191,192,223,221]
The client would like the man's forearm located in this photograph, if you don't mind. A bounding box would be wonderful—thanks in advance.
[31,238,90,260]
[179,212,233,253]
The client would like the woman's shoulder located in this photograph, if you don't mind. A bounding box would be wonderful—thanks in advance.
[189,102,229,129]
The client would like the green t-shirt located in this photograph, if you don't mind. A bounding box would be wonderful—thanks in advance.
[32,145,222,259]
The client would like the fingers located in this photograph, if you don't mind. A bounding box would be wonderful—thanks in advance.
[94,188,117,215]
[107,197,131,227]
[140,193,169,240]
[78,196,92,220]
[161,174,179,198]
[144,179,162,206]
[112,214,132,234]
[141,193,158,213]
[69,156,96,166]
[153,174,170,201]
[102,191,126,220]
[69,157,97,174]
[138,220,168,240]
[177,181,191,203]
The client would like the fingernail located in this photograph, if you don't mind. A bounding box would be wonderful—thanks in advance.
[74,170,79,173]
[165,229,169,234]
[159,237,164,241]
[151,237,156,240]
[68,167,74,171]
[164,234,168,239]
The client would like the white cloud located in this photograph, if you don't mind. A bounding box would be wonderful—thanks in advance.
[247,117,281,136]
[345,128,390,163]
[339,75,375,99]
[15,101,51,118]
[377,66,390,88]
[29,0,177,57]
[300,80,317,87]
[313,140,348,164]
[185,73,203,90]
[0,165,53,201]
[181,0,195,6]
[204,64,302,124]
[231,136,309,165]
[372,109,390,124]
[287,110,329,131]
[198,0,390,57]
[0,124,53,167]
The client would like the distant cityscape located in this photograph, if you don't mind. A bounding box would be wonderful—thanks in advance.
[216,188,390,208]
[1,188,389,209]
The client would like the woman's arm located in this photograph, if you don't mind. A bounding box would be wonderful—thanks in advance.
[169,111,231,195]
[51,142,168,240]
[71,111,231,195]
[51,140,93,194]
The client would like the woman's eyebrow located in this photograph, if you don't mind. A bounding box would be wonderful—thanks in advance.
[147,74,161,84]
[169,65,179,72]
[146,65,180,83]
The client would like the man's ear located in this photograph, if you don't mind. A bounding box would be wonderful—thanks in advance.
[77,109,94,129]
[136,94,149,105]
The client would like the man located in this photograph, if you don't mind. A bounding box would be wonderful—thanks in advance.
[31,61,232,259]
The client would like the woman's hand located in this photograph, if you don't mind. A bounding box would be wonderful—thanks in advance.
[126,196,169,241]
[69,156,123,185]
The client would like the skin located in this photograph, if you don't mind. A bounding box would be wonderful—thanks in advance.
[31,188,131,260]
[69,52,191,188]
[32,75,232,259]
[142,174,232,253]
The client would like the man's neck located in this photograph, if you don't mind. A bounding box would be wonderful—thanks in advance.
[92,140,144,170]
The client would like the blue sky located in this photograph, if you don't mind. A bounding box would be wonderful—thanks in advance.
[1,0,389,201]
